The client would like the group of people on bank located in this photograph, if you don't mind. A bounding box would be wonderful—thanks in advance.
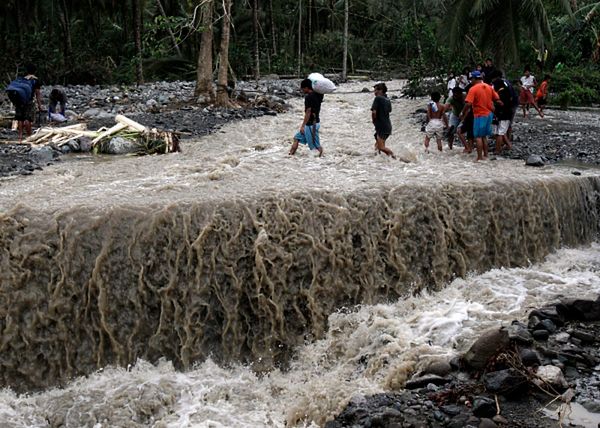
[427,60,550,161]
[290,61,550,162]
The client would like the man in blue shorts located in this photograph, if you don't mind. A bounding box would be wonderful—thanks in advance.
[289,79,324,157]
[460,71,501,161]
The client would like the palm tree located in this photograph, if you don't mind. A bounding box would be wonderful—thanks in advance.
[445,0,572,67]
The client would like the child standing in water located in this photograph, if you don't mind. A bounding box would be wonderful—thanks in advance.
[423,91,447,152]
[371,82,395,158]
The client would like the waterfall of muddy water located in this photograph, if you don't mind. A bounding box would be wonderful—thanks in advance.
[0,81,599,394]
[0,244,599,427]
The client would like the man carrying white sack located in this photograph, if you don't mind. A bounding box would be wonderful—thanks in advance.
[289,78,324,157]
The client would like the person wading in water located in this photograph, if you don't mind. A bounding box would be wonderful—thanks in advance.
[289,79,324,157]
[371,82,395,158]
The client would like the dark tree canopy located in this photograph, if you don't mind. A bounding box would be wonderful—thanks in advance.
[0,0,598,85]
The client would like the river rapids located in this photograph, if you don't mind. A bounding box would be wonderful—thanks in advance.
[0,81,599,427]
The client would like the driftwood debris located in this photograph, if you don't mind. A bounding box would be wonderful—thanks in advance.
[27,115,179,155]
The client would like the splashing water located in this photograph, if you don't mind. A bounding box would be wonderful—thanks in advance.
[0,244,598,427]
[0,81,600,426]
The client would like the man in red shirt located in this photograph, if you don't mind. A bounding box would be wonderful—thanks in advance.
[459,71,501,161]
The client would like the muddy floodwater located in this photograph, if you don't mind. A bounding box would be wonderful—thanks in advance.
[0,81,599,426]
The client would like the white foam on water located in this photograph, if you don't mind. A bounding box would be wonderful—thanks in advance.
[1,243,598,427]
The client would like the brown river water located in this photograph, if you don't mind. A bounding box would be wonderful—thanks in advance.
[0,81,599,426]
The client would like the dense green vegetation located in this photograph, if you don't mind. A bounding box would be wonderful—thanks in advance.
[1,0,599,105]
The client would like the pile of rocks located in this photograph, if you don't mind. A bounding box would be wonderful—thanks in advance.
[0,144,60,178]
[0,79,300,122]
[326,296,600,428]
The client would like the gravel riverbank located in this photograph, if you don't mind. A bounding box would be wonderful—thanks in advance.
[0,79,300,178]
[327,297,600,428]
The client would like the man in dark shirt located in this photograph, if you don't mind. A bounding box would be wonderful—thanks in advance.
[8,63,43,142]
[491,70,513,153]
[371,82,395,158]
[289,78,324,156]
[482,58,496,84]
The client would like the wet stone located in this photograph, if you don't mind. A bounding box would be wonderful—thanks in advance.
[479,418,498,428]
[525,154,544,166]
[519,348,541,367]
[533,330,550,341]
[463,327,510,370]
[570,329,596,343]
[508,323,533,345]
[492,415,508,424]
[433,410,445,421]
[483,369,528,396]
[447,414,470,428]
[531,305,565,326]
[554,332,570,343]
[472,396,496,418]
[440,405,463,416]
[404,374,449,389]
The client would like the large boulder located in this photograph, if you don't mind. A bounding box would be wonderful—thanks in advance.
[105,136,140,155]
[463,327,510,370]
[536,365,568,390]
[557,298,600,321]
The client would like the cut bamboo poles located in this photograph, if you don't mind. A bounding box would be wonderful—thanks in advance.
[27,115,179,155]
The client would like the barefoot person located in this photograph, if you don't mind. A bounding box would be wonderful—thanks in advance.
[371,82,395,158]
[491,71,513,153]
[446,87,467,150]
[289,79,324,157]
[536,74,551,113]
[460,71,501,161]
[519,67,544,118]
[423,91,447,152]
[6,64,43,142]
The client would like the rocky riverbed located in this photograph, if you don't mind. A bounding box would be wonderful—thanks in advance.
[326,297,600,428]
[0,79,300,178]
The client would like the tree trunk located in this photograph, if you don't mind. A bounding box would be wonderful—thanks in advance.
[156,0,182,56]
[269,0,277,56]
[132,0,144,84]
[297,0,302,76]
[342,0,349,81]
[58,0,73,69]
[195,0,214,101]
[216,0,233,106]
[121,0,129,41]
[253,0,260,80]
[307,0,312,46]
[412,0,423,61]
[15,1,24,59]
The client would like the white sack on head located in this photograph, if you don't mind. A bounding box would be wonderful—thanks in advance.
[308,72,336,94]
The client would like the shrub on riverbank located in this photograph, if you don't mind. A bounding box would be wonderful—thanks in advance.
[550,66,600,107]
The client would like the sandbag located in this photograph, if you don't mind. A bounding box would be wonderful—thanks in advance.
[308,72,336,94]
[49,112,67,122]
